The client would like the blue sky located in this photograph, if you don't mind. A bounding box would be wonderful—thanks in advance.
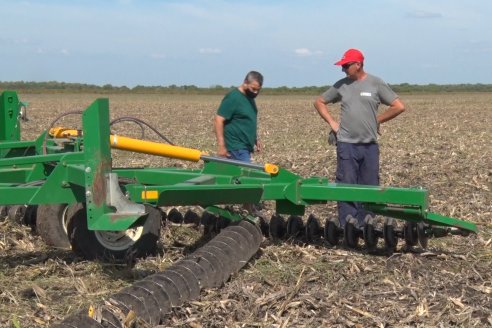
[1,0,491,87]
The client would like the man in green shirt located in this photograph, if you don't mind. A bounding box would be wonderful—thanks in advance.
[214,71,263,162]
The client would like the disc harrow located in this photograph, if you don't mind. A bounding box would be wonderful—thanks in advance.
[0,91,478,326]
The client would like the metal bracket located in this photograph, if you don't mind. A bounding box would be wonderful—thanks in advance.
[106,173,145,215]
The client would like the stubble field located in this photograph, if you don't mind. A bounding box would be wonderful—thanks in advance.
[0,92,491,327]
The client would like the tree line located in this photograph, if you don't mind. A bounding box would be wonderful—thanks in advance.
[1,81,492,94]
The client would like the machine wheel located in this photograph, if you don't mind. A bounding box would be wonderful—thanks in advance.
[36,204,73,248]
[286,215,303,238]
[305,214,321,243]
[417,222,429,249]
[363,215,379,252]
[383,218,398,254]
[269,215,286,240]
[344,216,360,248]
[67,204,161,261]
[403,222,418,247]
[324,217,341,246]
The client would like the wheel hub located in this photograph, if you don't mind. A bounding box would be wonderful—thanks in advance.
[95,227,144,251]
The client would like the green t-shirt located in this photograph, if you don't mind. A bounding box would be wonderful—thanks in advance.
[217,88,258,152]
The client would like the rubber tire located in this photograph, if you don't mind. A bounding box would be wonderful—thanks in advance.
[36,204,72,248]
[67,204,161,261]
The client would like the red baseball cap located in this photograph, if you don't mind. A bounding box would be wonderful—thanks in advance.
[334,48,364,65]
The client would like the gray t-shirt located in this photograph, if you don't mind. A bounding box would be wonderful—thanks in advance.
[321,74,397,143]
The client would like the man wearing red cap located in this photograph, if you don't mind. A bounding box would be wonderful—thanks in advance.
[314,48,405,237]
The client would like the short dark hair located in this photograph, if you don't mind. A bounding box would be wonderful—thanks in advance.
[244,71,263,87]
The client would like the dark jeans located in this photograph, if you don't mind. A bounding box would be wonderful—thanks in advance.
[229,149,252,162]
[336,142,380,226]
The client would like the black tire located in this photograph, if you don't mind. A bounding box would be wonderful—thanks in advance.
[67,204,161,261]
[36,204,72,248]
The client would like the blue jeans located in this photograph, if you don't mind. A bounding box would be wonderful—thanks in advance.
[229,149,252,163]
[229,149,258,213]
[336,142,379,226]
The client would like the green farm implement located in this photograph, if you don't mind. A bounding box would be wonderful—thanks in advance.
[0,91,477,327]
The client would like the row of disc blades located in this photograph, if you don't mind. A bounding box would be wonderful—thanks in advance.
[53,220,262,327]
[264,213,430,253]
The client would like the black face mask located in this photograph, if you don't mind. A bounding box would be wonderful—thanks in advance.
[245,89,258,99]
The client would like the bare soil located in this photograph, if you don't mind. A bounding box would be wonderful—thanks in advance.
[1,92,491,327]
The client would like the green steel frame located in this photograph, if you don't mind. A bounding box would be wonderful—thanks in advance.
[0,91,478,234]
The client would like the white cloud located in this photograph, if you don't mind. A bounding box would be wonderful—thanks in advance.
[406,10,443,19]
[14,38,29,45]
[60,49,70,55]
[199,48,222,54]
[150,53,166,59]
[294,48,323,57]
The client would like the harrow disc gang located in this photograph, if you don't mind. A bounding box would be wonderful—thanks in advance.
[54,220,262,326]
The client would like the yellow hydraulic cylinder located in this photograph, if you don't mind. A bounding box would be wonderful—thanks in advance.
[110,134,204,162]
[49,126,279,174]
